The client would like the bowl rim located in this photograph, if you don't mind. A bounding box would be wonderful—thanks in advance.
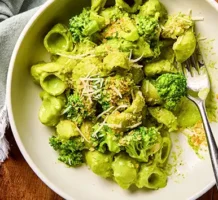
[6,0,218,199]
[6,0,73,199]
[206,0,218,11]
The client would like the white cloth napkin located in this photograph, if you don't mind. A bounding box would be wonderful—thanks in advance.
[0,0,47,163]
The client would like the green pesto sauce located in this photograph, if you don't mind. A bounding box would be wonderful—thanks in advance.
[44,23,73,53]
[205,91,218,122]
[176,93,217,129]
[176,97,201,128]
[48,33,67,50]
[85,151,113,178]
[41,74,66,96]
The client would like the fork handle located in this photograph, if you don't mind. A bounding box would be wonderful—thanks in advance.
[197,101,218,189]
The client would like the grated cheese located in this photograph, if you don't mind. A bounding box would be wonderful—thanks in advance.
[57,52,96,60]
[192,17,204,21]
[187,9,204,22]
[176,35,184,45]
[96,106,114,120]
[198,37,207,41]
[113,105,128,112]
[132,63,143,69]
[126,122,142,129]
[112,86,122,98]
[160,25,165,30]
[130,54,144,63]
[100,78,104,88]
[104,123,122,129]
[131,89,135,100]
[76,125,90,143]
[85,68,96,79]
[92,116,109,138]
[80,78,103,81]
[188,9,192,17]
[129,49,133,60]
[177,16,192,23]
[80,75,104,100]
[61,106,71,115]
[68,159,72,165]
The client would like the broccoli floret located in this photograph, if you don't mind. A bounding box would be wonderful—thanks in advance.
[69,8,104,43]
[96,74,134,110]
[49,136,85,167]
[91,124,121,153]
[155,73,187,110]
[135,16,160,41]
[120,127,162,162]
[63,92,96,125]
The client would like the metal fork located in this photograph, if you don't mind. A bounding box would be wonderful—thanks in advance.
[183,48,218,189]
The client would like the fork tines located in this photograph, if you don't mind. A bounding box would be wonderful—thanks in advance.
[183,44,205,76]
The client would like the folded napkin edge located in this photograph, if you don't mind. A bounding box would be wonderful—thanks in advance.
[0,104,9,163]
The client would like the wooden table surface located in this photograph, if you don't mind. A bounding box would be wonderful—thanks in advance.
[0,128,217,200]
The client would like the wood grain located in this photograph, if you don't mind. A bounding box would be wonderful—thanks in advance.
[0,128,218,200]
[0,128,62,200]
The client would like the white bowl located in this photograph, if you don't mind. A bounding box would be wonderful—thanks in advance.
[6,0,218,199]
